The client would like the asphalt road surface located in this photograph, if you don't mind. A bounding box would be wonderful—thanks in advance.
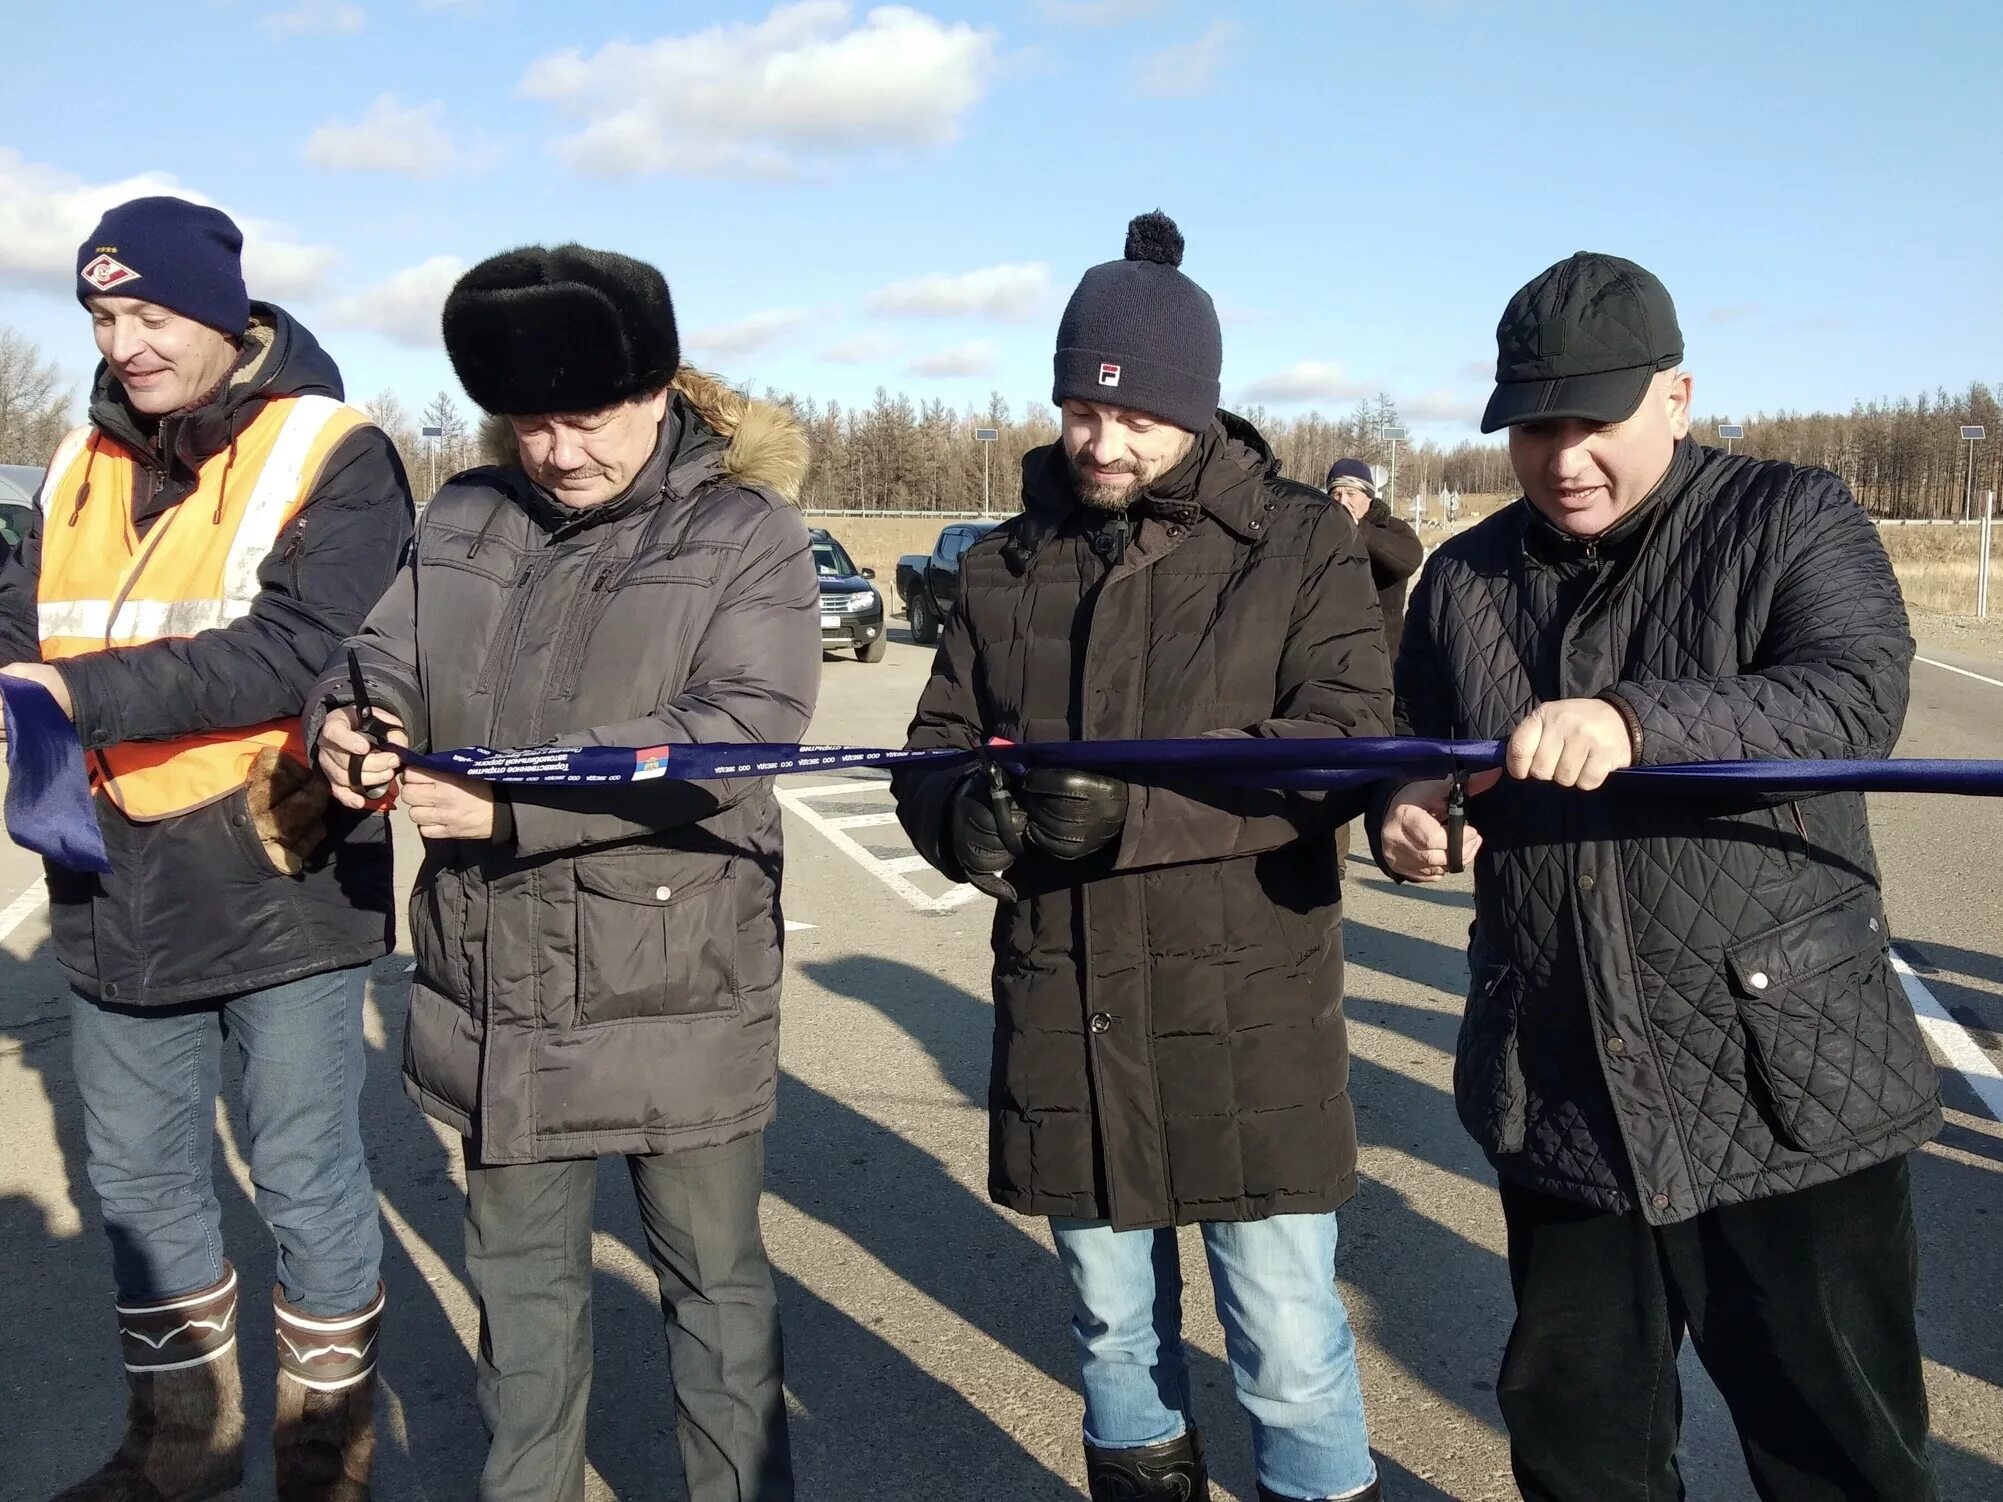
[2,622,2000,1500]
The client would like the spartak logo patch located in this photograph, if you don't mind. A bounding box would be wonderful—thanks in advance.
[1098,362,1121,387]
[80,253,142,293]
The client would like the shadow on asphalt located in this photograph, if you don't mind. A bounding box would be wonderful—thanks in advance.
[4,905,2001,1501]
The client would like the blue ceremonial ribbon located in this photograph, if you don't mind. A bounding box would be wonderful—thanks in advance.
[9,698,2003,874]
[0,676,112,874]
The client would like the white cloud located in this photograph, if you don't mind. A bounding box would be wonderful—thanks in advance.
[866,262,1050,319]
[1402,388,1486,424]
[685,309,812,361]
[1032,0,1165,24]
[0,149,337,302]
[906,340,999,378]
[518,1,1000,178]
[1241,360,1375,405]
[1136,17,1241,97]
[304,95,460,178]
[326,255,465,349]
[263,1,366,36]
[817,333,902,364]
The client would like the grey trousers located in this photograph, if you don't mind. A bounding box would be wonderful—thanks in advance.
[464,1131,794,1502]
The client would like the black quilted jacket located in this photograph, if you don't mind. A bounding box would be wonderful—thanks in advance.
[894,416,1393,1230]
[1389,438,1940,1223]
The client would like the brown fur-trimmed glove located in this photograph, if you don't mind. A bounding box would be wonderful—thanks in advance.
[245,747,331,876]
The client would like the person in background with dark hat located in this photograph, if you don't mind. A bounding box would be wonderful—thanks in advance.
[894,212,1393,1502]
[1325,457,1422,868]
[0,196,411,1502]
[1373,252,1938,1501]
[1323,458,1421,659]
[311,244,816,1502]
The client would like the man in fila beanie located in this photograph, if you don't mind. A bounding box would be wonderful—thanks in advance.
[898,211,1393,1501]
[1052,209,1223,435]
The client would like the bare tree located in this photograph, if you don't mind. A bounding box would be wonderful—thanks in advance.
[0,327,78,466]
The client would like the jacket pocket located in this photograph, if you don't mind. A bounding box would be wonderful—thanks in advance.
[409,866,470,1013]
[1454,955,1528,1157]
[1725,885,1937,1151]
[573,852,738,1025]
[1744,801,1808,893]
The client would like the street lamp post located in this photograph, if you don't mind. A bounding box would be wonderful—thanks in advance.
[1963,426,1987,521]
[1376,422,1408,516]
[1718,422,1743,456]
[975,427,999,516]
[420,424,444,500]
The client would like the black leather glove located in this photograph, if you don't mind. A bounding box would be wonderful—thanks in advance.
[1020,767,1128,861]
[947,764,1028,900]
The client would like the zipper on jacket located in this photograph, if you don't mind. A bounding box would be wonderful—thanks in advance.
[473,562,541,700]
[281,521,305,596]
[545,560,622,701]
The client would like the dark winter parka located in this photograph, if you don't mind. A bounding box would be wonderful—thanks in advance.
[0,306,411,1005]
[306,372,819,1165]
[1387,438,1939,1223]
[894,415,1393,1230]
[1357,496,1423,656]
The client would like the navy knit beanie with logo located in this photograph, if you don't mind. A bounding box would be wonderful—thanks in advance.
[1052,211,1222,433]
[75,196,249,337]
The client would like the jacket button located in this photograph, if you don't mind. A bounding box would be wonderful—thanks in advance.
[1577,873,1595,891]
[1651,1193,1671,1211]
[1605,1036,1626,1056]
[654,886,672,901]
[103,982,119,998]
[231,813,247,828]
[1088,1012,1113,1034]
[1749,972,1770,991]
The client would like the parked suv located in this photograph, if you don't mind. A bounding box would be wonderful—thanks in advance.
[895,519,999,645]
[811,527,887,662]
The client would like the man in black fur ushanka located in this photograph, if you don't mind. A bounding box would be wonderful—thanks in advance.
[895,213,1393,1502]
[313,246,817,1502]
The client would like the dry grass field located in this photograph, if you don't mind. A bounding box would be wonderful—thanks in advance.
[807,507,1998,626]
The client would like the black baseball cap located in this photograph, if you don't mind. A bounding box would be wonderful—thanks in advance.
[1480,252,1683,434]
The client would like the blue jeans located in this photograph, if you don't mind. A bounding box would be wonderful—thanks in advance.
[70,966,383,1317]
[1051,1212,1377,1501]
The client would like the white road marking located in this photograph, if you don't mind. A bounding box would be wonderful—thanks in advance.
[1915,655,2003,691]
[783,777,892,801]
[0,877,47,942]
[784,920,815,932]
[778,785,974,914]
[825,811,902,831]
[1892,948,2003,1123]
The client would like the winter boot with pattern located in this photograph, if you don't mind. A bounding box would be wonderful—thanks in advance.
[52,1263,245,1502]
[272,1282,384,1502]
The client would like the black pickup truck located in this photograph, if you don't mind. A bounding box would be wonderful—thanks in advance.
[894,519,999,644]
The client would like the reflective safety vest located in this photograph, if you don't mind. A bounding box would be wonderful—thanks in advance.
[36,394,370,821]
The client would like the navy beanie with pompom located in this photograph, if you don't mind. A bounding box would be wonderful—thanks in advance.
[75,196,248,336]
[1052,210,1222,432]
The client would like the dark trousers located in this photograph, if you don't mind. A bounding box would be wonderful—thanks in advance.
[464,1131,793,1502]
[1497,1156,1936,1502]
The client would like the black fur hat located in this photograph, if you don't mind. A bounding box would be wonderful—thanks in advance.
[443,244,680,416]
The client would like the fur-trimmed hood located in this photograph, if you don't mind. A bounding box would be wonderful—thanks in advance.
[478,366,808,504]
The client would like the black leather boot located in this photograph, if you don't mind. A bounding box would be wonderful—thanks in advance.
[1085,1429,1209,1500]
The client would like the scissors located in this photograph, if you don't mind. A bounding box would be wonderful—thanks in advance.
[346,647,395,795]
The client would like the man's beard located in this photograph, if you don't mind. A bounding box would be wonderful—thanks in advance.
[1064,435,1192,511]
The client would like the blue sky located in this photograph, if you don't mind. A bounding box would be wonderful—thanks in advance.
[4,0,2000,442]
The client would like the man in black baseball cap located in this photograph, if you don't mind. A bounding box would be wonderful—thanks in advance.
[1373,252,1939,1501]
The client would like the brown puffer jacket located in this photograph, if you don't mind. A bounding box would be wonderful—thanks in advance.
[894,414,1393,1230]
[307,371,818,1164]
